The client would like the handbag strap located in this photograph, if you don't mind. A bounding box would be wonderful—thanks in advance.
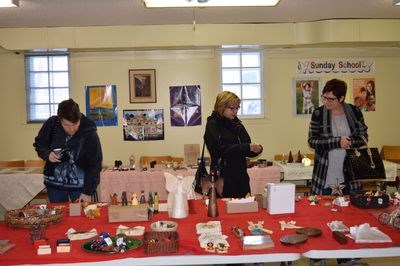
[200,142,206,161]
[356,135,375,169]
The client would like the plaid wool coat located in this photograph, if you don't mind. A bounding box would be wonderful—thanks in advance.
[308,103,368,195]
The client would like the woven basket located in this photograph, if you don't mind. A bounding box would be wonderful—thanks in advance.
[4,207,63,228]
[143,231,179,254]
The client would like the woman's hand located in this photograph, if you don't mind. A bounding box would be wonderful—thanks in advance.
[340,136,351,149]
[250,143,263,153]
[48,150,62,163]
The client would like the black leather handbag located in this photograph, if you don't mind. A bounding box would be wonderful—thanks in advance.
[343,136,386,181]
[193,142,210,195]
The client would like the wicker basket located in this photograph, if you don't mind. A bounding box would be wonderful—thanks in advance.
[143,231,179,254]
[4,207,63,228]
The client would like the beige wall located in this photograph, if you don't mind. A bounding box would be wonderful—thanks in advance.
[0,20,399,166]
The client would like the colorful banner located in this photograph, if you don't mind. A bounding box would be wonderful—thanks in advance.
[297,59,374,74]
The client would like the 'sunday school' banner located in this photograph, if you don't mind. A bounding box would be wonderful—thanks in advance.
[297,59,374,74]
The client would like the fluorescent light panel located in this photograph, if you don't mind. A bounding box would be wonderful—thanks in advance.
[144,0,280,8]
[394,0,400,6]
[0,0,18,7]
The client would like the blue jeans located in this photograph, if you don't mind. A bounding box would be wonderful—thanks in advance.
[46,186,81,203]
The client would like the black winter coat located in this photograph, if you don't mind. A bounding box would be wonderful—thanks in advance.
[33,115,103,195]
[204,112,262,198]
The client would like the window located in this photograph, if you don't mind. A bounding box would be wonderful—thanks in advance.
[221,46,263,118]
[25,53,70,122]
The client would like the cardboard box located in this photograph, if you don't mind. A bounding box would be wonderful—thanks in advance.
[266,183,295,215]
[69,203,81,216]
[108,204,149,222]
[226,201,258,214]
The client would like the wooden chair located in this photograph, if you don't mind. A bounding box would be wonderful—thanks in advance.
[274,153,314,195]
[25,159,45,167]
[0,160,25,167]
[171,157,184,163]
[139,156,172,167]
[274,153,314,162]
[380,145,400,191]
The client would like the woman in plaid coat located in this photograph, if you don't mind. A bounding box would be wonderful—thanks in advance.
[308,79,368,195]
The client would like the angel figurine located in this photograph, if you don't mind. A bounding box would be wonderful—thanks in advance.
[164,172,195,219]
[131,192,139,205]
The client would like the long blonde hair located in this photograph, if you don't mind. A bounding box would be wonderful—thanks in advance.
[214,91,240,116]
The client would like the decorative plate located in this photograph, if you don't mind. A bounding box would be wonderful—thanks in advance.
[151,221,178,232]
[296,227,323,237]
[82,237,142,254]
[280,234,308,245]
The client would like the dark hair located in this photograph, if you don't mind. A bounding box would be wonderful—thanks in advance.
[57,99,81,123]
[322,79,347,101]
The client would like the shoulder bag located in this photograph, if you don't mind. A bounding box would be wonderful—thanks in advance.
[343,136,386,181]
[192,142,224,197]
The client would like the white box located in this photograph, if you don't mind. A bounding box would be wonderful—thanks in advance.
[266,183,295,215]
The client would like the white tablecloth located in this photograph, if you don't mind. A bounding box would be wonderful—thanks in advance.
[100,165,281,202]
[0,167,44,211]
[277,160,399,182]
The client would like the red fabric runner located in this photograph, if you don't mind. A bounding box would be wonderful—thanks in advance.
[0,198,399,265]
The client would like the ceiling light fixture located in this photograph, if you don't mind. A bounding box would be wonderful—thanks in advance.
[143,0,280,8]
[0,0,19,8]
[394,0,400,6]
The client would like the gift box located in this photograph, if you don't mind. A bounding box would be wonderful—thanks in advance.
[226,201,258,214]
[108,204,149,222]
[350,192,389,209]
[265,183,295,215]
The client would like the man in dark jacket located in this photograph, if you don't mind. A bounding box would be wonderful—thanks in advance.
[33,99,103,203]
[204,91,263,198]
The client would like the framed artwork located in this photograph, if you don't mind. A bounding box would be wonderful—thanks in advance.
[85,85,118,126]
[353,78,376,112]
[169,85,202,127]
[292,77,322,116]
[129,69,156,103]
[122,109,164,141]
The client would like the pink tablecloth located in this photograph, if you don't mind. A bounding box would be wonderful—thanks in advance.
[100,166,281,202]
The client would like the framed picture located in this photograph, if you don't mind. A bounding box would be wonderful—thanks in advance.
[129,69,156,103]
[292,77,322,116]
[122,109,164,141]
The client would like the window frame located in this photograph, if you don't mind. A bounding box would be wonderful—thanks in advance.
[219,46,264,119]
[25,52,71,123]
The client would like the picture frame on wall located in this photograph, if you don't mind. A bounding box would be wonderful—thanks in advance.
[129,69,156,103]
[292,77,322,116]
[122,109,164,141]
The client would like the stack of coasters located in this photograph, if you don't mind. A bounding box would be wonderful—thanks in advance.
[34,239,51,255]
[56,238,71,253]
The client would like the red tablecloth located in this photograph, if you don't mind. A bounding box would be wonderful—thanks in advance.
[1,198,399,265]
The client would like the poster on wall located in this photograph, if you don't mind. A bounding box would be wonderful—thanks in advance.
[353,78,375,112]
[122,109,164,141]
[292,78,322,116]
[169,85,201,127]
[85,85,118,126]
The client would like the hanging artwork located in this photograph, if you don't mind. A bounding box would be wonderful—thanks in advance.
[129,69,156,103]
[169,85,201,127]
[123,109,164,141]
[353,78,375,112]
[292,78,322,116]
[85,85,118,126]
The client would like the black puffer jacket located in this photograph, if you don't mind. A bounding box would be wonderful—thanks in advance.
[204,111,262,198]
[33,115,103,195]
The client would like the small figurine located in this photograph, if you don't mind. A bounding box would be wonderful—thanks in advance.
[296,150,302,163]
[110,193,118,205]
[139,190,146,204]
[129,155,136,170]
[288,151,293,163]
[205,242,215,253]
[148,192,153,207]
[121,191,128,206]
[131,193,139,205]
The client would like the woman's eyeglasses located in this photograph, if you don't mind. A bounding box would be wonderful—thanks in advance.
[321,95,338,102]
[227,106,240,111]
